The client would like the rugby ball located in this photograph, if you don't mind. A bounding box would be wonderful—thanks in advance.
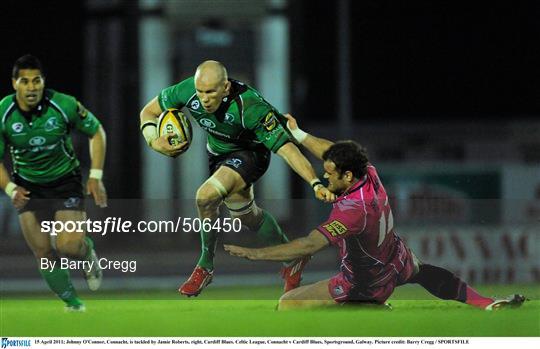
[157,108,193,151]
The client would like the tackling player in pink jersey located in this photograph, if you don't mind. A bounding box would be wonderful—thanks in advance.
[225,114,526,311]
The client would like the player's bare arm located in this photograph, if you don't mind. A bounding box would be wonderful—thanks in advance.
[139,97,187,157]
[1,162,30,210]
[224,230,329,261]
[285,113,334,160]
[276,142,336,203]
[86,125,108,208]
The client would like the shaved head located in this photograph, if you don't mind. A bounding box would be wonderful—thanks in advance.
[195,60,228,85]
[194,60,231,113]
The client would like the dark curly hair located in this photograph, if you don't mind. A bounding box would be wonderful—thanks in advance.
[322,140,369,178]
[12,54,44,79]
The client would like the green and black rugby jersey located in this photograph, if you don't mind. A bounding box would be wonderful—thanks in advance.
[0,89,101,184]
[158,77,292,155]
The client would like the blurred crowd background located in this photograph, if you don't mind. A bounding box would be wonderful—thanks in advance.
[0,0,538,293]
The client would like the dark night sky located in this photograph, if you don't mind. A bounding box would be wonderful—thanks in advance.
[0,1,84,99]
[292,0,539,121]
[0,0,538,122]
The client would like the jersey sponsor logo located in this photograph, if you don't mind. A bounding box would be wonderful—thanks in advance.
[207,128,232,139]
[64,197,81,208]
[323,220,348,237]
[12,122,24,133]
[191,100,200,110]
[29,136,46,146]
[262,111,278,131]
[44,117,59,131]
[199,118,216,129]
[225,158,243,168]
[224,113,235,124]
[77,102,89,119]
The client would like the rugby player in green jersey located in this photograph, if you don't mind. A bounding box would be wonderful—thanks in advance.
[0,55,107,311]
[140,60,335,296]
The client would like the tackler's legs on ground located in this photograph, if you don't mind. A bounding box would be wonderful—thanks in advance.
[405,248,525,310]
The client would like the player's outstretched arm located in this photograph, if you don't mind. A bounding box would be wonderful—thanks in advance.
[224,230,328,261]
[87,125,108,208]
[139,97,187,157]
[285,113,334,160]
[277,143,336,202]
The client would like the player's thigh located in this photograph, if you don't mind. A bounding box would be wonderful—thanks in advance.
[278,279,335,310]
[54,210,87,248]
[18,211,52,258]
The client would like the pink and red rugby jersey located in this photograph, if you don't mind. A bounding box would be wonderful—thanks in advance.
[317,164,411,288]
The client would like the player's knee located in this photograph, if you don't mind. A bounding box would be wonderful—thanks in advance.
[277,294,300,311]
[56,235,84,256]
[196,184,223,212]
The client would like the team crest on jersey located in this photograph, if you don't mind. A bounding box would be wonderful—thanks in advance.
[77,102,89,119]
[12,122,24,133]
[44,117,59,131]
[64,197,81,208]
[323,220,348,237]
[225,158,243,168]
[191,100,200,110]
[262,112,278,131]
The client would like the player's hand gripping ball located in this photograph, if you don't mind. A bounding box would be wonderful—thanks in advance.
[157,108,193,153]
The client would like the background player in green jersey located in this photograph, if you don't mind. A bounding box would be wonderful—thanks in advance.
[140,60,335,296]
[0,55,107,311]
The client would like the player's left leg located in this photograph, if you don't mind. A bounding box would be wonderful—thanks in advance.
[405,250,525,310]
[225,186,310,293]
[224,186,288,245]
[55,210,102,291]
[277,279,335,310]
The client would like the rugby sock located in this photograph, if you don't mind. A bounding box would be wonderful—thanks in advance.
[256,210,289,245]
[196,228,218,270]
[39,265,83,306]
[409,264,493,309]
[84,236,94,259]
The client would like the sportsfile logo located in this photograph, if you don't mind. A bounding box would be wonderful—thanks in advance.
[1,338,31,348]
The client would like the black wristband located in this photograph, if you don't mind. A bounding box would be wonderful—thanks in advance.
[140,121,157,131]
[311,180,322,189]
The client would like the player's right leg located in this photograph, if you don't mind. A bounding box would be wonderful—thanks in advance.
[277,279,335,310]
[179,166,245,296]
[19,211,84,311]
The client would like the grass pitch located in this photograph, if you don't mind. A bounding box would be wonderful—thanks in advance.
[1,284,538,337]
